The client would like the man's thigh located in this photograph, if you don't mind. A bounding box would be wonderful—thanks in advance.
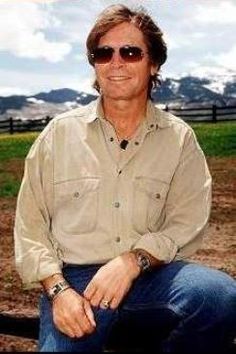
[114,260,236,350]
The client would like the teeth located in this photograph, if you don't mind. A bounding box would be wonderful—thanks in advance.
[109,77,129,81]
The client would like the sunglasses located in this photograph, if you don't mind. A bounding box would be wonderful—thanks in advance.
[90,45,146,64]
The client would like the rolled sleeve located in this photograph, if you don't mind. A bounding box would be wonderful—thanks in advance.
[14,129,62,289]
[133,129,212,263]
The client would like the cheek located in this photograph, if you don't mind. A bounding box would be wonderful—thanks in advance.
[95,66,107,80]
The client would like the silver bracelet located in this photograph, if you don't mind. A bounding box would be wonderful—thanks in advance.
[47,280,71,302]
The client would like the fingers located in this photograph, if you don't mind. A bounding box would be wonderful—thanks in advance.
[84,282,120,309]
[52,290,96,339]
[55,316,83,338]
[109,296,120,310]
[83,300,96,327]
[55,308,95,338]
[75,304,96,336]
[83,282,96,302]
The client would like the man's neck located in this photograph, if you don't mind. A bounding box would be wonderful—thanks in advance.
[102,96,148,140]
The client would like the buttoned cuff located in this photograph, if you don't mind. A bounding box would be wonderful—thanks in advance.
[17,259,63,290]
[132,232,178,264]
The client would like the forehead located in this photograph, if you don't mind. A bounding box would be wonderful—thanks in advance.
[98,22,146,47]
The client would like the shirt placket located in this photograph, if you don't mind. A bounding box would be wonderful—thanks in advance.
[99,118,157,253]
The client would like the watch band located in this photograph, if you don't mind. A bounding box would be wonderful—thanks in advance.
[131,250,151,273]
[47,280,71,301]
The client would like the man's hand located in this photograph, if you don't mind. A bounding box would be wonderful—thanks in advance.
[83,252,140,310]
[52,288,96,338]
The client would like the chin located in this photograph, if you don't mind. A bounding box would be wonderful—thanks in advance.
[103,88,137,100]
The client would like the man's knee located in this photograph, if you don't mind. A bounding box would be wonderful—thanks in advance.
[171,264,236,327]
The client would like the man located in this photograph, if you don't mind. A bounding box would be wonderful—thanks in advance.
[14,4,236,353]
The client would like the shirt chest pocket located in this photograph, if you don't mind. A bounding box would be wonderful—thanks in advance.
[54,177,100,235]
[132,177,169,234]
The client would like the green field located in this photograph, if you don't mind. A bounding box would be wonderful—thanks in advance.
[0,122,235,197]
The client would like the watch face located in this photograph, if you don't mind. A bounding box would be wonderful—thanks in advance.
[137,254,151,272]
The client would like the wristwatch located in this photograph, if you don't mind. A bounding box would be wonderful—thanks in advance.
[47,280,71,302]
[131,250,151,273]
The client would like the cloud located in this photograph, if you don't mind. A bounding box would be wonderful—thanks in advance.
[74,53,87,62]
[0,68,96,96]
[0,0,71,62]
[210,45,236,70]
[0,86,31,97]
[195,1,236,24]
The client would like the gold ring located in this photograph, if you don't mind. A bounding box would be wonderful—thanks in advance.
[102,300,110,309]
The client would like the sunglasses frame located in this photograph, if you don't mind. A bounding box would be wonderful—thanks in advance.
[90,45,146,64]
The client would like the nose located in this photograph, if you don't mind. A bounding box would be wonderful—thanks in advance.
[110,50,124,66]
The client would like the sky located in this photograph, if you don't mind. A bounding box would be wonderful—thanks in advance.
[0,0,235,96]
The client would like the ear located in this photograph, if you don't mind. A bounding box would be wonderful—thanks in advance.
[150,64,159,76]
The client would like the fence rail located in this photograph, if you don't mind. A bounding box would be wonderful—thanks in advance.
[0,104,236,134]
[164,104,236,123]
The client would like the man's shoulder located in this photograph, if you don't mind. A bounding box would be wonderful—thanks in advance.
[154,104,192,132]
[53,98,98,126]
[32,99,98,147]
[153,104,195,140]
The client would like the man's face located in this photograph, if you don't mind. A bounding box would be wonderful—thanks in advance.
[94,22,157,101]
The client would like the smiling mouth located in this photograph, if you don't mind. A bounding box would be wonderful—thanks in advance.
[108,76,130,81]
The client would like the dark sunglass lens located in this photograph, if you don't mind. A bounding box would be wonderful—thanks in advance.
[120,46,143,62]
[92,47,113,64]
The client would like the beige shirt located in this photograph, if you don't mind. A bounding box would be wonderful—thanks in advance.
[14,98,212,288]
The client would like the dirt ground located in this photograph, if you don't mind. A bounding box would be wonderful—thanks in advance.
[0,156,235,352]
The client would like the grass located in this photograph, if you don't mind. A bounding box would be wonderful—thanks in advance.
[190,121,236,157]
[0,122,235,197]
[0,172,21,197]
[0,132,38,162]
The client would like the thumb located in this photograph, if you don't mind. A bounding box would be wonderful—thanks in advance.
[83,299,96,327]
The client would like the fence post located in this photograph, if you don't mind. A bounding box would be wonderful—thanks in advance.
[212,105,217,123]
[9,117,14,134]
[45,116,51,128]
[165,105,169,112]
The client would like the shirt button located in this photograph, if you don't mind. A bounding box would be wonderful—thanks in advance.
[155,193,161,199]
[150,124,154,128]
[135,141,139,145]
[115,237,121,243]
[118,170,122,175]
[73,192,80,198]
[114,202,120,208]
[110,137,114,142]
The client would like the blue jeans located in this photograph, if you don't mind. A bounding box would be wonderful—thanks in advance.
[38,261,236,353]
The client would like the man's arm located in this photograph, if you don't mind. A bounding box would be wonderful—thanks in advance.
[131,128,212,262]
[14,128,62,289]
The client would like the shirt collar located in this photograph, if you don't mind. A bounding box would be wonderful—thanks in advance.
[74,96,172,130]
[145,100,173,130]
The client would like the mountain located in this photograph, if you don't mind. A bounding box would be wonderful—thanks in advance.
[153,67,236,108]
[0,88,97,120]
[0,70,235,120]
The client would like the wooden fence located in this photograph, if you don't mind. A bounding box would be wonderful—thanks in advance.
[164,104,236,123]
[0,104,236,135]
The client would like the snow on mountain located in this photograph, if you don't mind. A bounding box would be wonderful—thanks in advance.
[183,66,236,95]
[0,69,235,120]
[27,97,45,104]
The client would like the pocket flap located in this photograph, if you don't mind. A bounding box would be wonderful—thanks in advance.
[55,177,100,202]
[134,176,169,201]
